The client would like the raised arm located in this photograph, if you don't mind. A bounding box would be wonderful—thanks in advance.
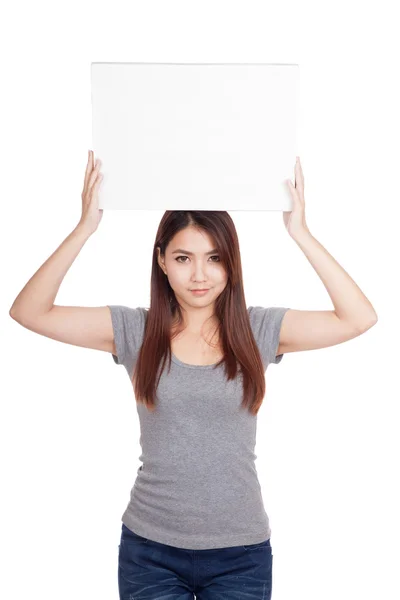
[9,151,115,354]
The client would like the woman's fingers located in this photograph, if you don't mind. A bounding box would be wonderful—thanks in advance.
[82,151,93,195]
[82,151,102,196]
[86,158,102,196]
[92,172,103,194]
[78,151,104,235]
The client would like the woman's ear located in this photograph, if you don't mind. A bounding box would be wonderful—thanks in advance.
[156,247,167,275]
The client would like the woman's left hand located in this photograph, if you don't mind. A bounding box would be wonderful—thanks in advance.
[283,156,310,239]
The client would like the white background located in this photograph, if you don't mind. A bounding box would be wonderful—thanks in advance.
[2,1,398,599]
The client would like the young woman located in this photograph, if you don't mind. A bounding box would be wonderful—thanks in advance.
[10,150,378,599]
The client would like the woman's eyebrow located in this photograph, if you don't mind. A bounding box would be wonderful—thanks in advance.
[171,248,219,255]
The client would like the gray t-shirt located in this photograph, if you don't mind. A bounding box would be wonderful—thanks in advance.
[108,304,290,550]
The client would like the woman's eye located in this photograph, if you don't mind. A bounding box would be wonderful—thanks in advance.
[175,255,220,263]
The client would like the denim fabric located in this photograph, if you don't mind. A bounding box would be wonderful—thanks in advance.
[118,523,273,599]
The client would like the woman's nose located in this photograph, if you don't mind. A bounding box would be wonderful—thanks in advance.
[192,263,208,279]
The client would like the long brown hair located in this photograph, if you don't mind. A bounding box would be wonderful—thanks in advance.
[133,211,266,415]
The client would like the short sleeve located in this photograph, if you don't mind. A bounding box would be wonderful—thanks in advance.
[107,305,147,369]
[248,306,290,366]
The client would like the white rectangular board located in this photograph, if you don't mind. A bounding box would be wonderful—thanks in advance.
[91,62,300,211]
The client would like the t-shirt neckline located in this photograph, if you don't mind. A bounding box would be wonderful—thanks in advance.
[171,352,221,370]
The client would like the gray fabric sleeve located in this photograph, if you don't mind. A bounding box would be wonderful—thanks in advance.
[107,305,147,367]
[248,306,290,365]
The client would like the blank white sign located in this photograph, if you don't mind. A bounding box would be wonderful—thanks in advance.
[91,62,299,211]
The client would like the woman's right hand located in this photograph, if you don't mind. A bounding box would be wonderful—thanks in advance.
[78,150,104,235]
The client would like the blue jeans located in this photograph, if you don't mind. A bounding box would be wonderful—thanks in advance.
[118,523,273,599]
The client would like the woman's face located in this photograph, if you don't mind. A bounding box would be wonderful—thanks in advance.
[157,226,228,309]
